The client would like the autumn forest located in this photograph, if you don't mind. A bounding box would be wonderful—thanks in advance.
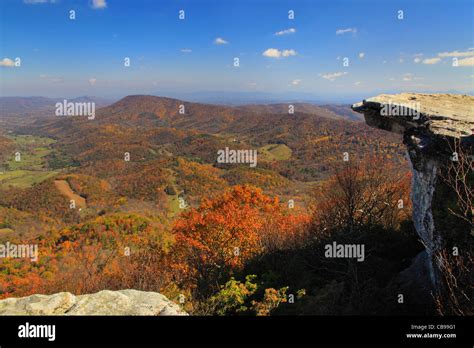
[0,95,437,315]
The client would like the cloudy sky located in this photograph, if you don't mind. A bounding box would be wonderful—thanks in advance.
[0,0,473,101]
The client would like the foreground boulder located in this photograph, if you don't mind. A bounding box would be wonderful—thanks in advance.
[352,93,473,294]
[0,289,187,315]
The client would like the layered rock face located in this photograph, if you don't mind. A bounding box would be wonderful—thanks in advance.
[352,93,473,291]
[0,289,187,315]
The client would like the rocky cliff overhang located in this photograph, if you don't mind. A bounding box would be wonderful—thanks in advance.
[352,93,473,139]
[0,289,187,315]
[352,93,473,290]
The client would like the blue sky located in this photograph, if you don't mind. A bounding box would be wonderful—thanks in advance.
[0,0,473,101]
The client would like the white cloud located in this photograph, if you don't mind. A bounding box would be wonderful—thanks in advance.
[354,81,361,86]
[438,50,474,58]
[413,53,423,63]
[91,0,107,9]
[422,57,441,64]
[262,48,297,59]
[402,73,422,81]
[39,74,63,83]
[388,77,396,81]
[24,0,56,3]
[290,79,301,86]
[214,37,229,45]
[320,71,348,81]
[262,48,280,58]
[336,28,357,35]
[457,57,474,66]
[399,58,404,63]
[89,78,97,86]
[275,28,296,36]
[412,50,474,66]
[180,48,192,53]
[282,49,297,57]
[0,58,15,67]
[358,52,365,59]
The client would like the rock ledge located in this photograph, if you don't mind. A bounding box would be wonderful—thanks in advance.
[0,289,187,316]
[352,93,473,138]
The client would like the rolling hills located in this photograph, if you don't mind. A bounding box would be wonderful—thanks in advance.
[0,95,408,239]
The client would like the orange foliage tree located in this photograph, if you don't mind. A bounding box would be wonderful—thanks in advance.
[0,214,171,299]
[171,185,310,296]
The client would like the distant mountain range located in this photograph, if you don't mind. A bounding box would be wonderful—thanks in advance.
[0,96,114,117]
[0,95,362,122]
[24,94,402,189]
[150,90,364,105]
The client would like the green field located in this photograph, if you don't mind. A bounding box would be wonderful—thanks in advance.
[259,144,292,161]
[0,228,14,237]
[164,169,183,217]
[0,135,57,188]
[167,195,182,217]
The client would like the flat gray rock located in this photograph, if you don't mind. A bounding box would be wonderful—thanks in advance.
[0,289,187,316]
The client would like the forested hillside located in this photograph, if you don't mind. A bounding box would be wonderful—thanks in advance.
[0,96,423,315]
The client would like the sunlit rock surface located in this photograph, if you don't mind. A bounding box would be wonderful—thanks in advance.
[0,289,187,315]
